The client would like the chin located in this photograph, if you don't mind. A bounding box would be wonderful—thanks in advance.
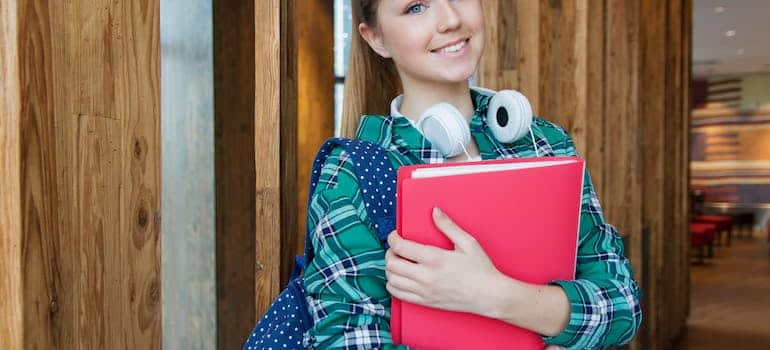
[437,65,478,83]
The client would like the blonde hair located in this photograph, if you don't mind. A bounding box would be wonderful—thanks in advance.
[341,0,402,138]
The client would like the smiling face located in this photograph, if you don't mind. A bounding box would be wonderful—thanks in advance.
[359,0,485,86]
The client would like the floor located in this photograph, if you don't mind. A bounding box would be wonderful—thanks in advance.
[674,229,770,349]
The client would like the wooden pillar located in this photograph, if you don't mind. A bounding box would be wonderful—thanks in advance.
[1,0,161,348]
[214,0,257,349]
[480,1,692,349]
[639,0,667,347]
[1,1,23,348]
[252,0,302,325]
[295,0,335,263]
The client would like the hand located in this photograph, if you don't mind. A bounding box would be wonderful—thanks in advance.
[385,207,504,316]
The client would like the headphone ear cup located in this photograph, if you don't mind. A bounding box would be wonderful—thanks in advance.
[417,102,471,158]
[487,90,533,143]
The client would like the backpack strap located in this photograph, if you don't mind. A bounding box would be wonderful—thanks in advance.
[294,137,397,278]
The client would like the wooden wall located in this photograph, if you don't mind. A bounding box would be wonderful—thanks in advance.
[1,0,161,348]
[479,1,692,349]
[2,0,691,348]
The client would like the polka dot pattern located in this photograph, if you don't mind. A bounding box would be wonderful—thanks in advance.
[243,138,397,349]
[307,138,397,257]
[243,278,309,349]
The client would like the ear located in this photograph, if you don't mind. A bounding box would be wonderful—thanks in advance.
[358,22,392,58]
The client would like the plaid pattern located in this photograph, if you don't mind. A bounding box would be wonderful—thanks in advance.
[302,89,642,349]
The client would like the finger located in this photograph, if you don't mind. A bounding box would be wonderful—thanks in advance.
[388,231,445,264]
[386,282,425,305]
[385,271,422,293]
[385,249,424,280]
[387,230,399,248]
[432,207,478,251]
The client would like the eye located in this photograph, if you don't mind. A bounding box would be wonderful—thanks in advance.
[405,3,427,15]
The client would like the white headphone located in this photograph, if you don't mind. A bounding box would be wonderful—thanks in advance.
[390,86,538,158]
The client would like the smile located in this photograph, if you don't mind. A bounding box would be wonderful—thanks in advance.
[431,38,470,56]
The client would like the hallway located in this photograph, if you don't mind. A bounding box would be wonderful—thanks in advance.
[675,231,770,349]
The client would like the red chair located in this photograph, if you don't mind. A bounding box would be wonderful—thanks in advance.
[693,215,733,246]
[690,222,717,264]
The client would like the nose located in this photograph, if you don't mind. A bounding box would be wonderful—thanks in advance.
[436,0,461,33]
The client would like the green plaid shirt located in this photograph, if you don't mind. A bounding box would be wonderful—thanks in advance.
[302,89,642,349]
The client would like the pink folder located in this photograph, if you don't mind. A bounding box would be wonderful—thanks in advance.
[391,157,585,349]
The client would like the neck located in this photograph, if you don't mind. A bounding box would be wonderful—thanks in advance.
[399,78,474,124]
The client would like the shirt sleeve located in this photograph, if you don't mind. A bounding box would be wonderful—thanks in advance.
[302,146,410,350]
[541,133,643,349]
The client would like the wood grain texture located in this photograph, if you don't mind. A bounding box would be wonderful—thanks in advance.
[114,0,162,347]
[480,1,691,348]
[6,0,161,348]
[280,0,299,287]
[214,0,257,348]
[295,0,334,267]
[254,0,283,318]
[1,0,23,348]
[639,0,666,348]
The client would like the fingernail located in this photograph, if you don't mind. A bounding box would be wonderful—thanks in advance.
[433,207,442,217]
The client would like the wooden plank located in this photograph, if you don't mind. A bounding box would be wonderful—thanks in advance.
[295,0,334,262]
[498,0,518,72]
[213,0,257,348]
[478,0,500,89]
[114,0,162,348]
[75,115,122,350]
[0,1,23,348]
[254,0,283,317]
[666,0,690,344]
[516,0,540,110]
[280,0,299,287]
[581,0,606,182]
[639,0,667,348]
[16,0,64,348]
[682,0,693,326]
[604,0,641,238]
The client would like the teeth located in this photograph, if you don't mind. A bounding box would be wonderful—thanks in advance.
[438,40,466,53]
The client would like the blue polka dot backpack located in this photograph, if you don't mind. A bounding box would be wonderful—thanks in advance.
[243,137,397,349]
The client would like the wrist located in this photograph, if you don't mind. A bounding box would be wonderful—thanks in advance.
[478,272,523,322]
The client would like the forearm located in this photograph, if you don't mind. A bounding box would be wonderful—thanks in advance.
[481,273,571,337]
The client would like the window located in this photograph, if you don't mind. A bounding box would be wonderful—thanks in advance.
[333,0,352,136]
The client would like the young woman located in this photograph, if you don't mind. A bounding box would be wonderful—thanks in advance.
[301,1,642,349]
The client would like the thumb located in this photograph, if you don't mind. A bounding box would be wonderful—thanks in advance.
[432,207,478,251]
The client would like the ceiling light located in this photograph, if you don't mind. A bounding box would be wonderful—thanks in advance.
[714,5,726,14]
[725,30,736,37]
